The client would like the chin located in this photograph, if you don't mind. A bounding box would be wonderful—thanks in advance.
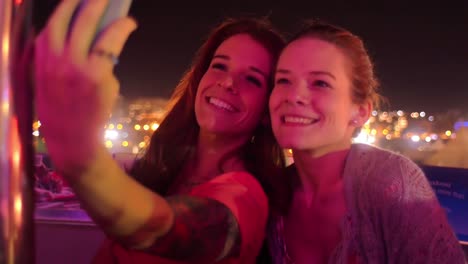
[276,139,303,150]
[279,137,323,152]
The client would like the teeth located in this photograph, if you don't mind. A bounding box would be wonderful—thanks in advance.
[209,97,235,112]
[283,116,315,124]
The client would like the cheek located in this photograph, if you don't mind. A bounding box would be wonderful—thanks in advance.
[271,116,281,133]
[196,71,213,100]
[269,88,282,111]
[198,73,210,88]
[324,98,353,124]
[316,93,343,110]
[194,86,203,108]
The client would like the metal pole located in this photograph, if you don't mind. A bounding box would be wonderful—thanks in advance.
[0,0,35,263]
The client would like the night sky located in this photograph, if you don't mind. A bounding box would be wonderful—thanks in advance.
[37,0,468,113]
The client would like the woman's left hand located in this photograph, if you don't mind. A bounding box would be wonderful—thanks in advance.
[34,0,137,174]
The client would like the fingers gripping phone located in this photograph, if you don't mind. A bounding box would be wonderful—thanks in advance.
[71,0,133,46]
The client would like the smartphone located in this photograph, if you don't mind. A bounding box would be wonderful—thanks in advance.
[95,0,133,40]
[70,0,133,45]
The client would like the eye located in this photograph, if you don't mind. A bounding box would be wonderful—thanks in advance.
[246,75,262,87]
[275,78,290,85]
[313,80,331,88]
[211,63,227,71]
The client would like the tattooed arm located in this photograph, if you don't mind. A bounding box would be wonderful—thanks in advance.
[145,171,269,262]
[144,195,241,262]
[63,147,245,262]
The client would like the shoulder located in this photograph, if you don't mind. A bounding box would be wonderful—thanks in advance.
[190,171,268,211]
[349,143,417,167]
[190,171,269,223]
[348,143,423,179]
[347,144,434,201]
[346,145,464,262]
[198,171,266,198]
[191,171,269,261]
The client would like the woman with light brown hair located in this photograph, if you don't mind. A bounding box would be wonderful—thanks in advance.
[265,20,465,263]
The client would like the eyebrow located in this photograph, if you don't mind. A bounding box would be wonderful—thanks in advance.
[212,54,268,79]
[276,69,336,80]
[249,67,268,79]
[213,54,230,60]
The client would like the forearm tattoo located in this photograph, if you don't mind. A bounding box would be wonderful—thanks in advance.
[145,195,241,262]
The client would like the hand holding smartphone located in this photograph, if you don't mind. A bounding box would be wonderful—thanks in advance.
[70,0,133,47]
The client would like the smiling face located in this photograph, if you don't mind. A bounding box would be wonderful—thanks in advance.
[195,34,273,138]
[269,37,360,156]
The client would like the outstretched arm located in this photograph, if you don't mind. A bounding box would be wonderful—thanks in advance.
[70,147,240,262]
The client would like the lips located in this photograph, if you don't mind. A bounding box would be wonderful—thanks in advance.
[206,96,238,112]
[281,115,319,125]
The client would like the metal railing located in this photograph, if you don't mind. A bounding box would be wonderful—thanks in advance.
[0,0,35,263]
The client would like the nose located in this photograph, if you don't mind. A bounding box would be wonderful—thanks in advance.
[217,75,237,94]
[284,79,309,106]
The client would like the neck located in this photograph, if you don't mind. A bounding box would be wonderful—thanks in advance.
[188,130,248,180]
[292,146,350,195]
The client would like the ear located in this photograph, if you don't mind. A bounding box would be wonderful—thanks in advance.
[350,100,372,127]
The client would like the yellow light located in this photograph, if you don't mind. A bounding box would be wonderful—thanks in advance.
[32,121,41,130]
[143,124,150,131]
[14,195,22,226]
[14,195,22,215]
[3,34,10,66]
[445,130,452,137]
[134,124,141,131]
[122,141,129,147]
[132,146,139,154]
[117,124,123,130]
[151,123,159,131]
[138,142,146,148]
[371,129,377,135]
[108,124,115,130]
[382,129,389,135]
[400,119,408,129]
[1,102,9,114]
[105,140,113,148]
[13,148,20,165]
